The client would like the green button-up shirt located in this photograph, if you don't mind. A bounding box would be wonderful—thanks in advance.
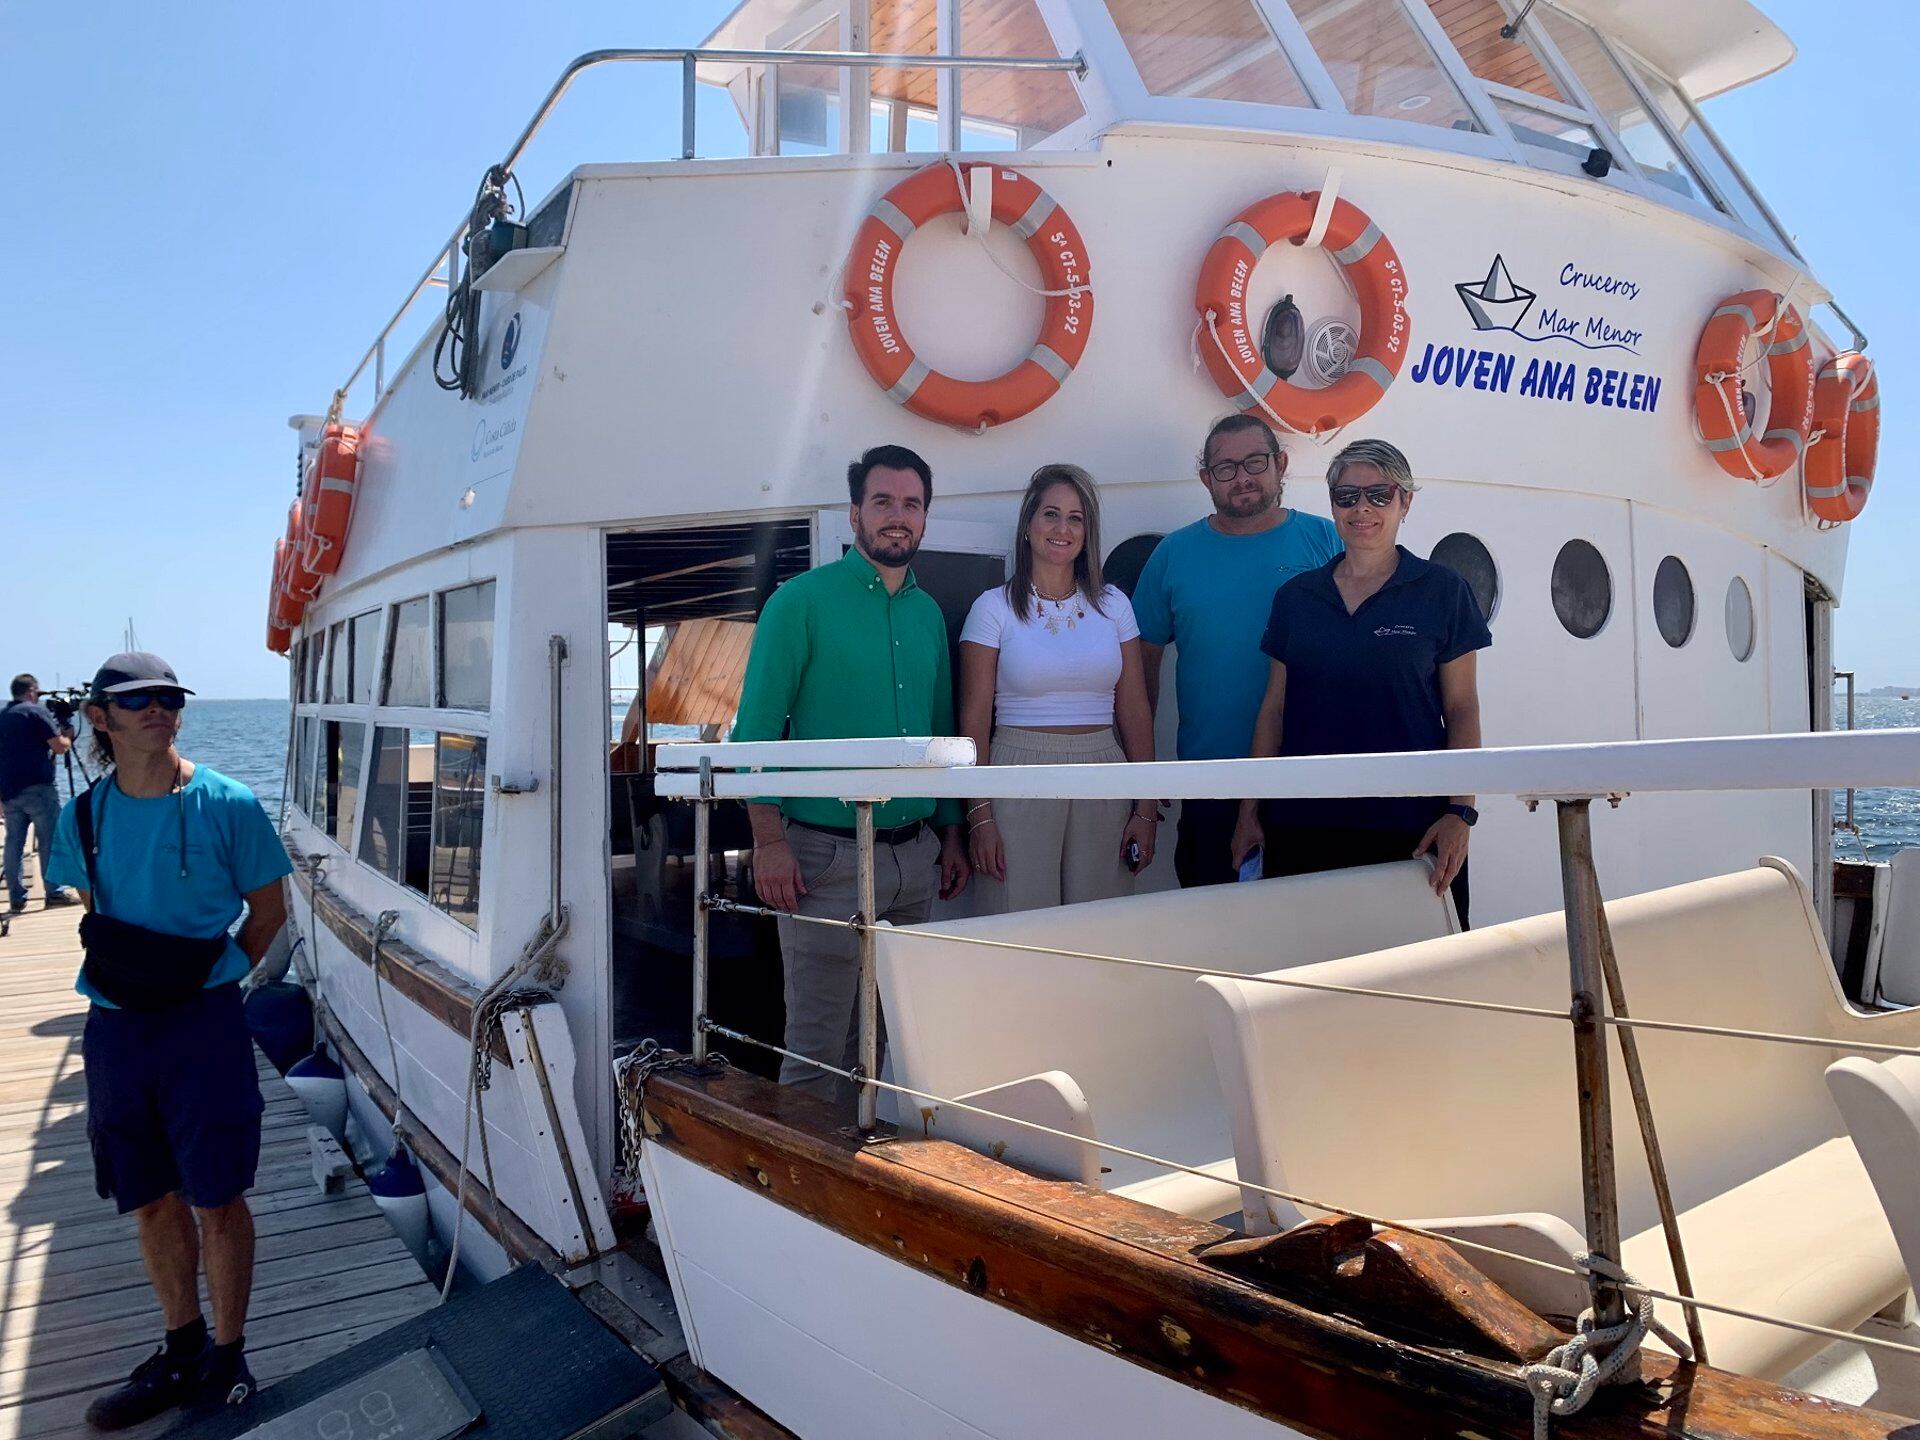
[732,547,962,831]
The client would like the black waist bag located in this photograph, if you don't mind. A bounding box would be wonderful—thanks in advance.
[75,783,227,1012]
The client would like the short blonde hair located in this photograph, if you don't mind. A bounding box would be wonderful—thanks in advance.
[1327,438,1419,493]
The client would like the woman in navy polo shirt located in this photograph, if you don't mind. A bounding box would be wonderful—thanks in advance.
[1231,439,1490,923]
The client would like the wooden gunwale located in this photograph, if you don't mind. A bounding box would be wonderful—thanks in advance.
[642,1065,1915,1440]
[288,848,510,1064]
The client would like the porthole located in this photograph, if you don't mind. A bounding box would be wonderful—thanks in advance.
[1652,556,1695,648]
[1725,576,1756,662]
[1551,540,1612,640]
[1430,532,1499,622]
[1103,534,1165,600]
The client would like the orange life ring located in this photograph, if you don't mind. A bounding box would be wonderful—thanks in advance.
[1692,290,1812,482]
[267,540,296,652]
[282,498,322,602]
[1194,191,1409,435]
[299,421,361,575]
[1804,352,1878,522]
[844,162,1092,430]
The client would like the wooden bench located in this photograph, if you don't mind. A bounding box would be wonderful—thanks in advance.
[1197,860,1916,1379]
[874,861,1456,1220]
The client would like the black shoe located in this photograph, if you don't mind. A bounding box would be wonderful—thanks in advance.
[43,889,80,908]
[84,1341,206,1430]
[194,1342,255,1410]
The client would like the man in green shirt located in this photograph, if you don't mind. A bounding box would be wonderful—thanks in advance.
[733,444,970,1107]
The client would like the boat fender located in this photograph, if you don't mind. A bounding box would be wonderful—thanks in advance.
[369,1146,432,1266]
[1804,352,1878,522]
[243,979,314,1074]
[843,161,1093,431]
[1195,190,1409,435]
[1692,289,1813,482]
[287,1044,348,1139]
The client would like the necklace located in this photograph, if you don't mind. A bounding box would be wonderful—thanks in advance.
[1033,585,1086,634]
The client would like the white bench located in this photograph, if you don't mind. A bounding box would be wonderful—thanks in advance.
[875,861,1456,1220]
[1197,860,1916,1380]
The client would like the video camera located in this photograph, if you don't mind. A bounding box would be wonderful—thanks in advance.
[40,686,88,728]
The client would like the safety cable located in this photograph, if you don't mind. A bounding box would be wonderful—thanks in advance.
[684,1018,1920,1368]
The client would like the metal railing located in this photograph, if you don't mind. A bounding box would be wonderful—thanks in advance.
[330,46,1086,414]
[649,727,1920,1408]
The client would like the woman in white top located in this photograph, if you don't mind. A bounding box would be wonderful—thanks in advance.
[959,464,1157,913]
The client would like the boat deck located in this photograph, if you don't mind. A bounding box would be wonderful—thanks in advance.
[0,881,437,1439]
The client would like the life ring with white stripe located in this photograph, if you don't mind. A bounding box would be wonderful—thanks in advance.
[1804,352,1878,521]
[1692,290,1813,482]
[281,498,322,603]
[843,162,1092,431]
[298,421,361,575]
[267,540,296,654]
[1194,191,1409,436]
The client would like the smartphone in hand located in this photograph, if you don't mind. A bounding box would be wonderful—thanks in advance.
[1125,839,1143,874]
[1237,847,1263,883]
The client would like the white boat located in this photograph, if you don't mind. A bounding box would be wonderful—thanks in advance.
[267,0,1920,1433]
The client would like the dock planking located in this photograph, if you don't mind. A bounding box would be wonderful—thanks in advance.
[0,857,437,1440]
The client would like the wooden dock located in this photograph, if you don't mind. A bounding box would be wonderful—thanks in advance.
[0,879,438,1438]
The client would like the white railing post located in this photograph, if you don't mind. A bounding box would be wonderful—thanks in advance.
[854,801,879,1133]
[692,758,713,1064]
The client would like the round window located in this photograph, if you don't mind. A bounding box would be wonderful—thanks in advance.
[1430,533,1499,622]
[1652,556,1695,648]
[1725,576,1756,662]
[1551,540,1612,639]
[1103,534,1165,600]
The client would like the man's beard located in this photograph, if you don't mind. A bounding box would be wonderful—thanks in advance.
[1219,485,1277,518]
[855,517,921,567]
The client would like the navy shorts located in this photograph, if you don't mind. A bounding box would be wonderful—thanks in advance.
[83,983,266,1214]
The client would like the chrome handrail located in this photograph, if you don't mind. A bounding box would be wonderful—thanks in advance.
[331,46,1087,413]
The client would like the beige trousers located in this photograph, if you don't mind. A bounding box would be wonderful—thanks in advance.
[976,727,1135,916]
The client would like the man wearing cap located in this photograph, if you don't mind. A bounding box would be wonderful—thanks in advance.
[44,654,292,1429]
[1,673,79,913]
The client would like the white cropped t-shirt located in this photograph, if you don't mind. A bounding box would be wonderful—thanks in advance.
[960,584,1140,726]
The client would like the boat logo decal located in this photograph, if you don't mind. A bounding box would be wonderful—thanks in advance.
[1407,253,1662,415]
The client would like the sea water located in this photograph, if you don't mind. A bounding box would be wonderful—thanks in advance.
[147,697,1920,861]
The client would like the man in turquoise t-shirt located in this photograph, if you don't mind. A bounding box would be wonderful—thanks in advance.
[1132,415,1342,886]
[45,653,290,1430]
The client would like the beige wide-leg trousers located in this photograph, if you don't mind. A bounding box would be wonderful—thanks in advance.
[976,727,1135,916]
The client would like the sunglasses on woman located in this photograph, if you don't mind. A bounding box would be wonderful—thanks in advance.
[1329,483,1402,510]
[109,691,187,712]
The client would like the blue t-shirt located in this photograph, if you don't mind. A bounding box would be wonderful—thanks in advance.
[0,702,58,801]
[1131,511,1343,760]
[47,766,293,1007]
[1259,547,1492,833]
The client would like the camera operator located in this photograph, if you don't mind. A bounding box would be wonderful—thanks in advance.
[2,673,79,914]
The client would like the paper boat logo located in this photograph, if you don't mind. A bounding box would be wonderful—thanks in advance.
[1455,254,1536,334]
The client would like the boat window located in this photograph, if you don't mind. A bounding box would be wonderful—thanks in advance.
[430,734,487,928]
[1550,539,1611,639]
[295,716,316,817]
[868,0,939,153]
[307,715,330,833]
[1103,534,1165,600]
[437,581,495,711]
[958,0,1084,138]
[359,726,434,894]
[326,621,348,703]
[325,721,367,847]
[1485,94,1601,161]
[1282,0,1481,130]
[1653,555,1695,648]
[1607,43,1791,248]
[1430,532,1499,622]
[305,634,325,708]
[349,611,381,706]
[1725,575,1756,662]
[384,596,431,707]
[1105,0,1315,108]
[1426,0,1565,104]
[776,16,844,156]
[1532,9,1716,209]
[292,639,306,703]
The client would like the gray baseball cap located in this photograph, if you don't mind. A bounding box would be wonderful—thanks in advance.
[89,652,195,699]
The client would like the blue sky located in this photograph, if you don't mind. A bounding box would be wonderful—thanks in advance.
[2,1,1910,696]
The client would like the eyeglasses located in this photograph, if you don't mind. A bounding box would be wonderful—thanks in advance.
[109,691,187,712]
[1330,484,1402,510]
[1205,453,1273,485]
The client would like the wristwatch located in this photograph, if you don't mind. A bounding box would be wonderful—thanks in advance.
[1447,804,1479,827]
